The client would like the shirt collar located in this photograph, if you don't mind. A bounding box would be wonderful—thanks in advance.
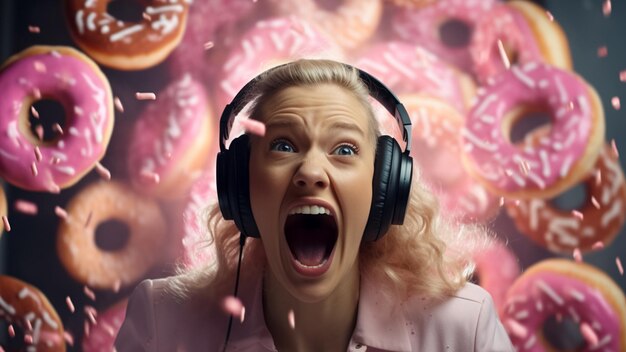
[226,273,412,352]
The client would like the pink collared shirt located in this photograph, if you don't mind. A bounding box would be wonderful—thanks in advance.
[115,271,513,351]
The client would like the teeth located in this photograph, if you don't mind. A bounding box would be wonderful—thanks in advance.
[288,205,331,216]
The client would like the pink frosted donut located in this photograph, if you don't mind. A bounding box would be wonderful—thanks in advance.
[127,74,214,200]
[353,41,476,113]
[180,164,218,269]
[470,2,572,84]
[391,0,497,72]
[461,61,605,199]
[471,238,520,316]
[168,0,255,81]
[502,259,626,351]
[268,0,383,50]
[506,143,626,254]
[401,94,500,222]
[0,46,114,193]
[216,17,343,111]
[82,299,128,352]
[64,0,190,70]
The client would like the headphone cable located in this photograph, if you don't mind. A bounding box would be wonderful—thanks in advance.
[221,233,247,352]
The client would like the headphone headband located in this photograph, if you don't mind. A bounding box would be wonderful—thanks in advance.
[219,62,412,153]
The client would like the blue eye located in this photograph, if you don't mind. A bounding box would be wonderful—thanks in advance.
[333,144,358,156]
[270,139,295,153]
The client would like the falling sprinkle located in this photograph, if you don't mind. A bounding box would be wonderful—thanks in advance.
[617,257,624,275]
[63,331,74,346]
[24,334,33,344]
[35,125,44,140]
[288,309,295,329]
[591,241,605,250]
[222,296,245,323]
[84,286,96,301]
[28,25,40,33]
[591,196,600,209]
[95,162,112,180]
[597,46,608,58]
[595,170,602,185]
[611,96,621,110]
[497,39,510,69]
[240,118,267,137]
[580,322,599,346]
[545,10,554,21]
[573,248,583,263]
[142,12,151,21]
[31,106,40,118]
[32,88,41,99]
[620,70,626,82]
[84,320,90,337]
[84,210,93,228]
[505,319,527,339]
[8,324,15,337]
[31,162,38,176]
[499,197,505,207]
[53,123,64,135]
[114,96,124,113]
[203,41,215,50]
[14,199,38,215]
[1,216,10,232]
[113,279,122,293]
[140,170,160,184]
[602,0,612,17]
[55,206,69,220]
[34,146,42,162]
[135,92,156,100]
[610,139,619,158]
[571,210,584,221]
[66,296,75,313]
[84,306,97,325]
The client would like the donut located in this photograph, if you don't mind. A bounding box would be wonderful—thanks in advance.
[461,61,605,199]
[354,41,476,113]
[168,0,255,81]
[505,143,626,254]
[64,0,190,70]
[501,259,626,351]
[401,94,500,222]
[81,299,128,352]
[180,164,218,269]
[471,1,572,84]
[470,237,520,316]
[216,16,343,112]
[0,275,65,351]
[56,181,168,290]
[0,45,114,193]
[127,74,214,200]
[268,0,383,50]
[391,0,497,72]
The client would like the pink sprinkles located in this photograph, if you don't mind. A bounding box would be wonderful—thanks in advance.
[2,215,11,232]
[617,256,624,275]
[611,96,620,110]
[135,92,156,100]
[14,199,38,215]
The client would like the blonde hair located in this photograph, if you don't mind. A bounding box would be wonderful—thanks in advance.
[168,59,490,302]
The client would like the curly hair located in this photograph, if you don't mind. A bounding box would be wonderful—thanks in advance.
[168,59,491,302]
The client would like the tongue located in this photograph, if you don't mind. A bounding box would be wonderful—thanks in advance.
[292,231,327,266]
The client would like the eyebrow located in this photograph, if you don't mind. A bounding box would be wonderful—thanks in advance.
[264,118,366,137]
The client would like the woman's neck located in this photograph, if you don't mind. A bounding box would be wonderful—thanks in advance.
[262,263,360,352]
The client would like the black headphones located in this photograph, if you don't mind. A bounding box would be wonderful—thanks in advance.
[216,62,413,242]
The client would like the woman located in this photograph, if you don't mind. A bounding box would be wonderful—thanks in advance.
[115,59,513,351]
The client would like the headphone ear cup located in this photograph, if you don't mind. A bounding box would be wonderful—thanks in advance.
[363,135,401,242]
[222,135,260,238]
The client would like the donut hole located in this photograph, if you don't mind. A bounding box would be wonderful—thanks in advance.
[506,106,552,144]
[107,0,146,23]
[95,219,130,252]
[542,315,586,350]
[439,19,472,48]
[27,99,67,144]
[548,183,588,211]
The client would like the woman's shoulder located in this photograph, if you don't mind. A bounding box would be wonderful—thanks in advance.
[401,283,513,351]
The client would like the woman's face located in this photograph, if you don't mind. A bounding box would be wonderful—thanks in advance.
[249,84,375,302]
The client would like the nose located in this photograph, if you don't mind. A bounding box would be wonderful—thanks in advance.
[293,157,329,189]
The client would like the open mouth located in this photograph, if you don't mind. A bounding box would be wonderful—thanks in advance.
[284,213,338,269]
